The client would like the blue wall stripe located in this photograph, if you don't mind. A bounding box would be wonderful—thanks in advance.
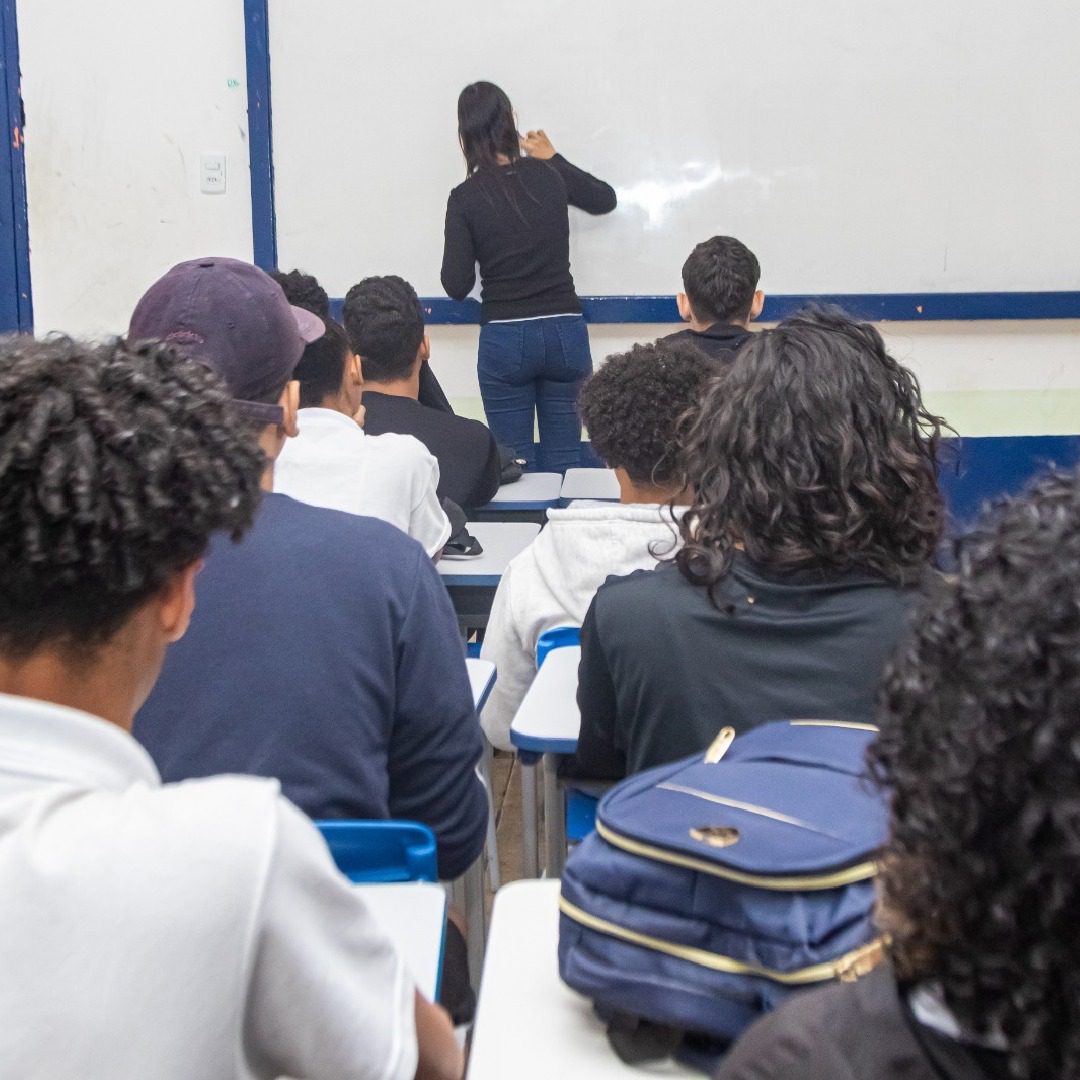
[0,0,31,331]
[433,292,1080,325]
[329,292,1080,326]
[244,0,276,270]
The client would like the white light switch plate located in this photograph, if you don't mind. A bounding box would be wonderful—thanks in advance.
[200,154,226,194]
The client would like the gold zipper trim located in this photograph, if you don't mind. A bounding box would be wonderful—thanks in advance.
[560,895,885,984]
[595,819,877,891]
[789,720,879,732]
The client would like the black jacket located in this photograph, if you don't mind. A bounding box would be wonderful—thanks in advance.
[563,557,918,781]
[714,965,1006,1080]
[361,390,501,510]
[661,322,754,361]
[441,154,616,323]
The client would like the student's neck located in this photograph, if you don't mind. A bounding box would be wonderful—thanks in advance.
[0,650,140,732]
[364,373,420,401]
[615,469,689,506]
[689,316,747,333]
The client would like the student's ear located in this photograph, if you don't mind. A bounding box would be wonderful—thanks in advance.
[350,352,363,389]
[748,290,765,322]
[280,379,300,439]
[676,292,693,324]
[419,333,431,364]
[158,562,201,644]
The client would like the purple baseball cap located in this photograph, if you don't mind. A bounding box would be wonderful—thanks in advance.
[128,257,325,424]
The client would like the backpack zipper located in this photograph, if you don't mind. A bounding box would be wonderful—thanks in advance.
[559,894,885,984]
[595,819,877,890]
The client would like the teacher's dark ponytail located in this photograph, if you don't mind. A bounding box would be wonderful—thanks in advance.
[458,81,519,175]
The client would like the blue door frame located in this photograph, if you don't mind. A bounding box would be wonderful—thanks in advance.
[0,0,31,332]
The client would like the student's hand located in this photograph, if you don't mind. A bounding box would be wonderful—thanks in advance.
[414,992,464,1080]
[520,130,556,160]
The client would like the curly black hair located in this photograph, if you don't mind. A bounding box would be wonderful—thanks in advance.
[674,306,947,602]
[579,340,723,486]
[342,275,425,383]
[682,236,760,325]
[269,268,330,318]
[0,336,265,660]
[870,465,1080,1079]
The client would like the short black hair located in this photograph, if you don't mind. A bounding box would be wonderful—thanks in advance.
[681,236,760,325]
[342,276,425,383]
[675,305,947,600]
[579,340,722,486]
[269,268,330,318]
[292,317,350,409]
[872,466,1080,1080]
[0,336,264,661]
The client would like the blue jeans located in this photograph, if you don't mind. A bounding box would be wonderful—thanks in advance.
[477,315,593,473]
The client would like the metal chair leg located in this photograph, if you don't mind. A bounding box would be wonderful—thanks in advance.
[520,755,539,878]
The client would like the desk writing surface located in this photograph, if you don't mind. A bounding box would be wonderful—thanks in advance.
[468,880,695,1078]
[561,468,620,505]
[437,522,541,587]
[354,881,446,1001]
[466,657,497,711]
[486,472,563,509]
[510,645,581,754]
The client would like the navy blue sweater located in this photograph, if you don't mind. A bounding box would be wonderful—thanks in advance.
[134,493,487,879]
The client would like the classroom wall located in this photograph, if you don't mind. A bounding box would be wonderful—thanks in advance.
[19,0,253,338]
[14,4,1080,439]
[430,321,1080,438]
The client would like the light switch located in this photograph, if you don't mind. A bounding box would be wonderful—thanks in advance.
[200,154,226,194]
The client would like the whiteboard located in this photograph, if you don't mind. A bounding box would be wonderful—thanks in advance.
[269,0,1080,300]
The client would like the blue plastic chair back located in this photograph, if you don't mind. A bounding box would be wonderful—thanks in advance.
[536,624,581,668]
[315,819,438,883]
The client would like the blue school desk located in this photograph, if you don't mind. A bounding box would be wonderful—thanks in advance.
[559,468,620,507]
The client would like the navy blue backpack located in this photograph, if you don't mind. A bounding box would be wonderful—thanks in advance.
[558,720,888,1072]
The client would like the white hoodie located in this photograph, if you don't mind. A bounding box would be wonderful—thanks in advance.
[479,501,683,750]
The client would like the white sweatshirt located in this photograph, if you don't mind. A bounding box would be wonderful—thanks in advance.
[479,501,684,750]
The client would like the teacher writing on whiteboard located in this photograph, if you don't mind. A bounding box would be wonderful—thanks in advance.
[441,81,617,473]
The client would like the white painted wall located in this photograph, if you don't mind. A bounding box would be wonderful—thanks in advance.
[427,320,1080,437]
[14,3,1080,437]
[20,0,253,338]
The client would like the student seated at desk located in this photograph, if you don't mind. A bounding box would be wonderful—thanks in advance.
[716,468,1080,1080]
[564,307,947,780]
[344,275,503,510]
[480,340,713,749]
[128,259,487,885]
[662,235,763,361]
[0,335,462,1080]
[272,265,455,413]
[273,316,451,558]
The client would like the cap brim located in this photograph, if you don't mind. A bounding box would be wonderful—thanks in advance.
[291,304,326,344]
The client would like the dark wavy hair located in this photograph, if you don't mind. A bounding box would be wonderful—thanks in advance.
[870,466,1080,1079]
[269,268,330,319]
[292,316,350,408]
[674,306,947,601]
[342,275,425,383]
[579,340,722,486]
[0,335,264,660]
[457,81,519,175]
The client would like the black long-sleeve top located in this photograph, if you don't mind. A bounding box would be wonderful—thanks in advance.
[562,557,919,782]
[441,154,616,324]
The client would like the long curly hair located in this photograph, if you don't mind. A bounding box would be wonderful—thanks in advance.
[674,306,947,602]
[870,466,1080,1079]
[0,335,265,660]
